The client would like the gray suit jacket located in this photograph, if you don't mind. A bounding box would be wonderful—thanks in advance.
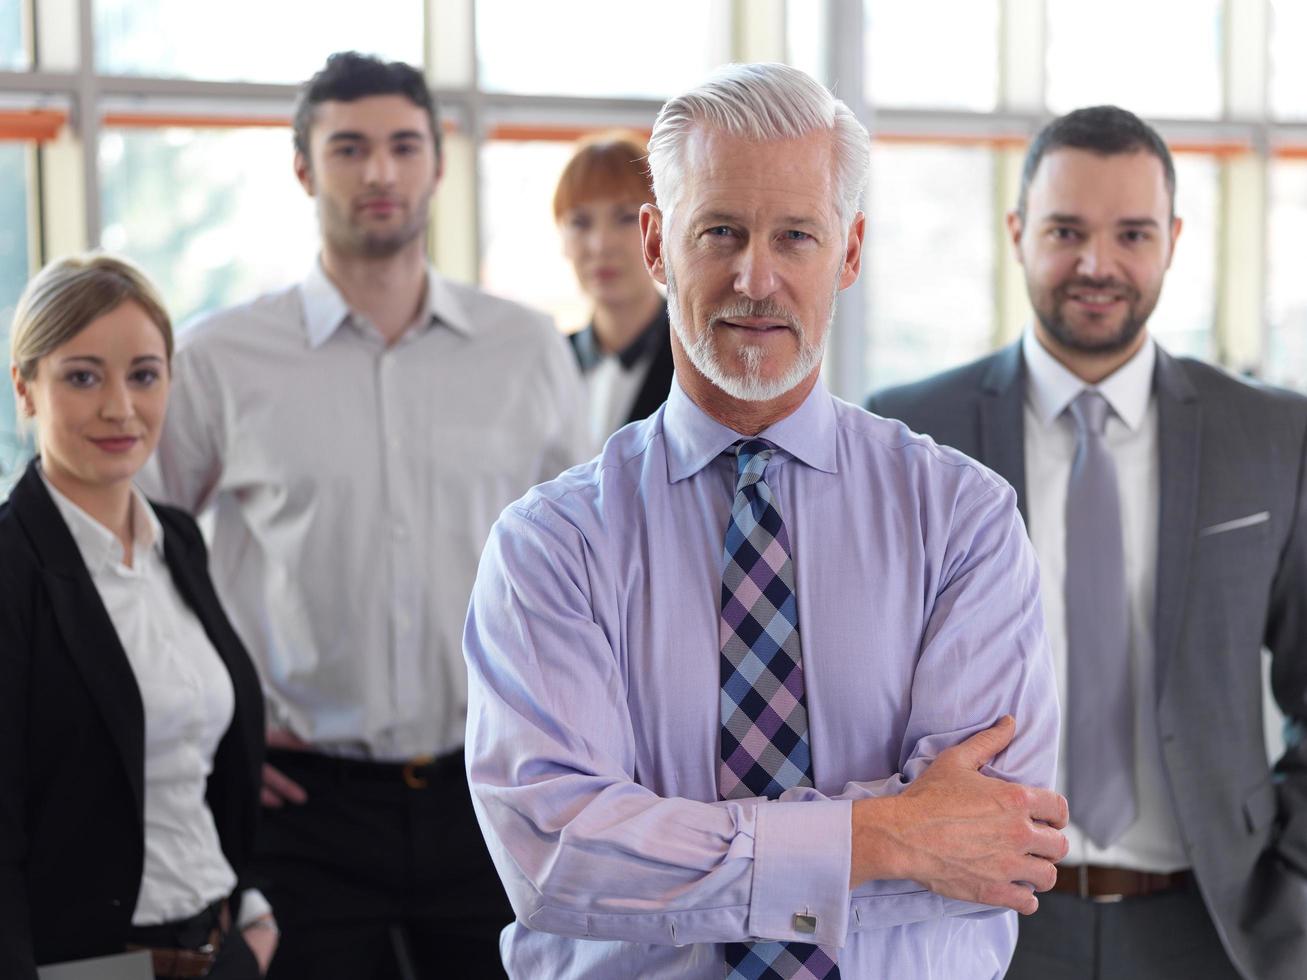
[867,341,1307,980]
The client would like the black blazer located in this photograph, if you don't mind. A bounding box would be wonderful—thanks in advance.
[868,342,1307,980]
[568,301,675,429]
[0,460,264,976]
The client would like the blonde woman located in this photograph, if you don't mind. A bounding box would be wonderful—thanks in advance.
[0,255,273,978]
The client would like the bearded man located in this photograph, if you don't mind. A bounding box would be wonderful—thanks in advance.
[869,105,1307,980]
[463,62,1068,979]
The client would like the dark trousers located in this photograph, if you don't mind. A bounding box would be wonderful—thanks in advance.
[125,900,260,980]
[1006,886,1243,979]
[198,930,259,980]
[254,748,512,980]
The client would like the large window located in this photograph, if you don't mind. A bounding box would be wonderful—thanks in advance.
[1267,160,1307,390]
[1,0,1306,443]
[479,138,589,333]
[0,0,25,70]
[864,142,995,389]
[476,0,730,98]
[0,142,31,486]
[94,0,422,82]
[865,0,998,111]
[1149,154,1219,361]
[1046,0,1223,118]
[99,126,317,326]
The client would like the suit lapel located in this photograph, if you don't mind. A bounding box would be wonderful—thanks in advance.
[978,342,1030,522]
[11,465,145,820]
[1153,350,1200,693]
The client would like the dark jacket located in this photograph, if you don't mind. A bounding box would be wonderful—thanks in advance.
[0,459,264,976]
[568,301,675,430]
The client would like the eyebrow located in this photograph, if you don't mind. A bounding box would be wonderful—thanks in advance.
[326,129,427,144]
[1041,212,1161,229]
[58,354,165,366]
[696,210,824,229]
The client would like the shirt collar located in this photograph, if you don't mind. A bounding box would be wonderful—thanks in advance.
[39,462,162,572]
[1021,327,1156,431]
[663,374,839,483]
[299,258,474,349]
[576,302,669,372]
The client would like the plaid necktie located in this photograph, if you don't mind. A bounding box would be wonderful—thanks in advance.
[719,439,839,980]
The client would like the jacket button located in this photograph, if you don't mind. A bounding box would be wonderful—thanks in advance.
[111,899,121,907]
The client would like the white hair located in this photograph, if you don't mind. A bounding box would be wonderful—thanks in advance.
[646,62,870,227]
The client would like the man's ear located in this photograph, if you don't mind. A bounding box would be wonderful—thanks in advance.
[294,151,314,196]
[640,204,666,285]
[1004,210,1026,266]
[838,211,866,289]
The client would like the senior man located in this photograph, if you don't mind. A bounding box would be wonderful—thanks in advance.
[464,63,1068,979]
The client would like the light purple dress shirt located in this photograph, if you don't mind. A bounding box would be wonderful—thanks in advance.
[464,377,1059,979]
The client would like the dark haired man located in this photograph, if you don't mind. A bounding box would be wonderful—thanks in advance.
[868,106,1307,979]
[144,51,586,978]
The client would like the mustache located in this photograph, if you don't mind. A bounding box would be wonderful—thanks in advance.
[708,300,801,331]
[1056,277,1139,299]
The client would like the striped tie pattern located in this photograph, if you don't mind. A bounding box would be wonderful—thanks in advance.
[719,439,839,980]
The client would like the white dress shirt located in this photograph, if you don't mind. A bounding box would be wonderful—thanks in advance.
[143,261,587,760]
[38,469,263,925]
[584,354,653,453]
[1021,329,1189,872]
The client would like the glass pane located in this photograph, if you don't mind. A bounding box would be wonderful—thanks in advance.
[1047,0,1222,119]
[99,127,318,327]
[0,143,31,492]
[787,0,830,88]
[1150,155,1218,361]
[1267,160,1307,391]
[865,0,998,111]
[1270,0,1307,120]
[865,143,994,390]
[95,0,422,82]
[476,0,729,98]
[479,139,588,332]
[0,0,26,71]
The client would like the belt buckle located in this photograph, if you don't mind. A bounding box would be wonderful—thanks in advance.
[402,754,434,789]
[1078,865,1125,903]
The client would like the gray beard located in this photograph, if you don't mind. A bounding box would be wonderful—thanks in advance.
[665,262,833,403]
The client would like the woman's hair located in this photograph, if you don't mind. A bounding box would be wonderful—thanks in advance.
[553,132,655,220]
[9,253,172,381]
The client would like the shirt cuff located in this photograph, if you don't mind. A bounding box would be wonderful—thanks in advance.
[749,799,852,949]
[236,888,273,929]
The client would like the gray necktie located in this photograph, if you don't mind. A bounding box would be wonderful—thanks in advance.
[1065,390,1136,849]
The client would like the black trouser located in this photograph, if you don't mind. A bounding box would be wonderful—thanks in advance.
[124,899,260,980]
[255,748,512,980]
[1005,886,1242,979]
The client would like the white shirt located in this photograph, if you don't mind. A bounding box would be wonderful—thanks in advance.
[39,469,250,925]
[1021,329,1189,872]
[143,261,587,760]
[583,353,654,453]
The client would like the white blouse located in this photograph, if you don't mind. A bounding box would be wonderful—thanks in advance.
[40,468,267,926]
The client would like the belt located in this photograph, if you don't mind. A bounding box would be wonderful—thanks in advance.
[267,747,464,790]
[126,899,228,978]
[1051,864,1193,902]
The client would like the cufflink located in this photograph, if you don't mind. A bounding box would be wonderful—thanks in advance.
[792,913,817,934]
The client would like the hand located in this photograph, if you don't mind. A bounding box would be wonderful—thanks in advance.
[241,918,278,976]
[260,727,310,808]
[850,715,1069,915]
